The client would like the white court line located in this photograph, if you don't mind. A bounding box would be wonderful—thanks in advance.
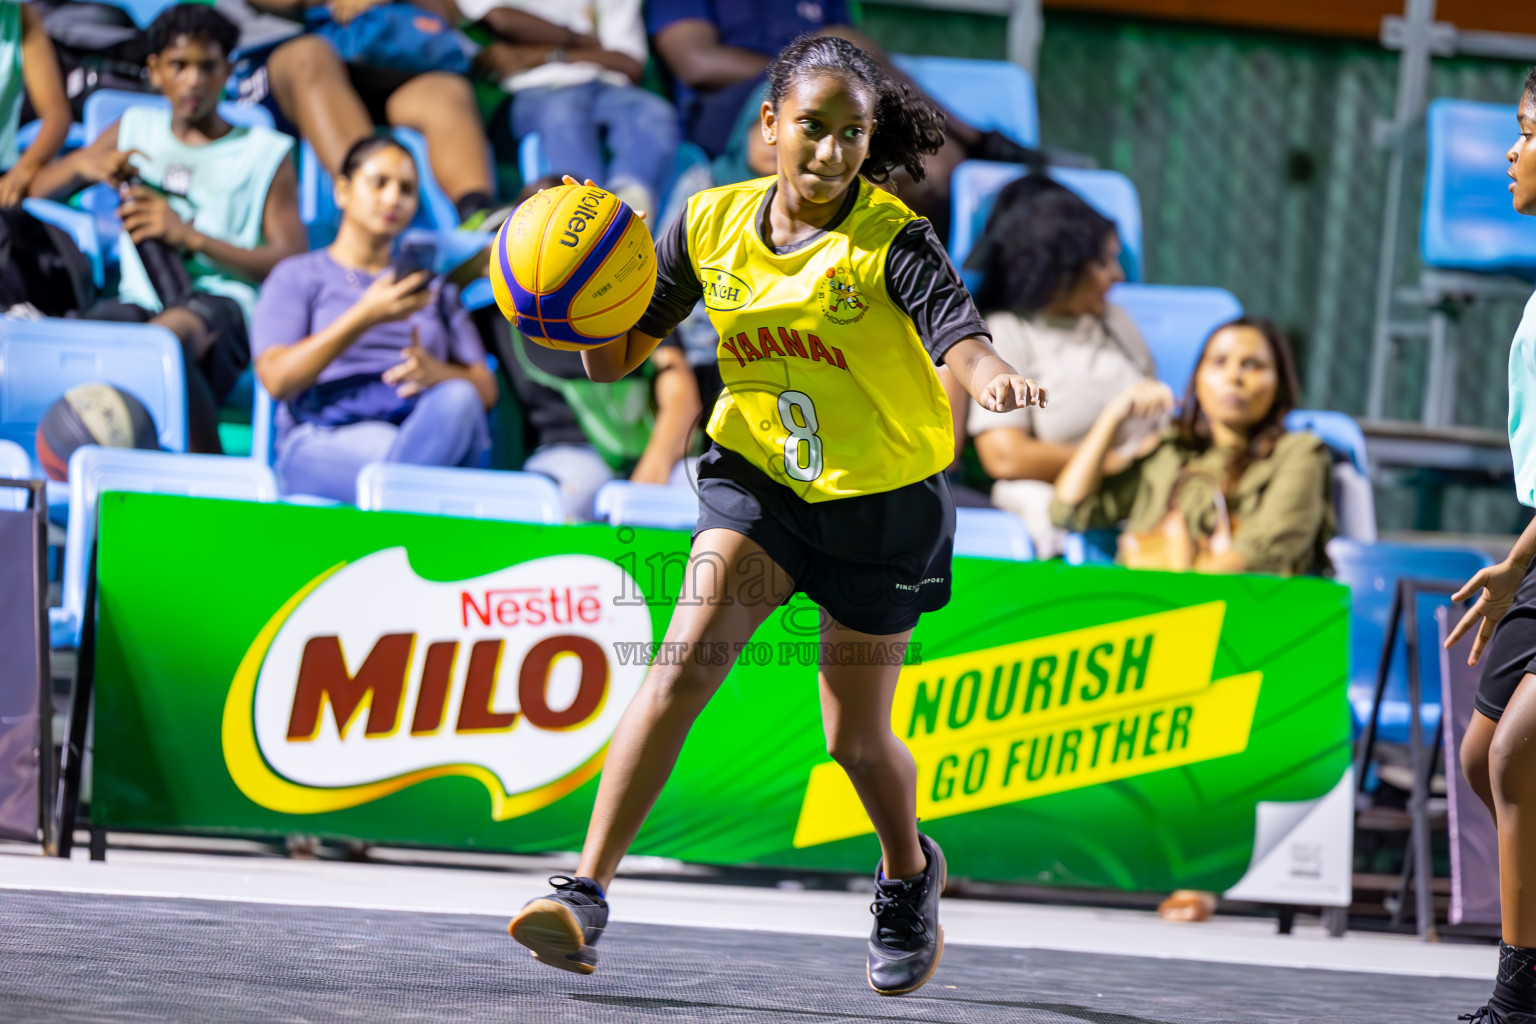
[0,847,1496,980]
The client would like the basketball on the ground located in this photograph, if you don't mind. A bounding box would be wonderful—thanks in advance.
[36,382,159,481]
[490,183,657,352]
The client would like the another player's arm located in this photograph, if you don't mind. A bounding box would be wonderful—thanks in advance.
[942,336,1045,413]
[630,344,703,484]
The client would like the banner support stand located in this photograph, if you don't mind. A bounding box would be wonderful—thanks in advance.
[54,540,99,861]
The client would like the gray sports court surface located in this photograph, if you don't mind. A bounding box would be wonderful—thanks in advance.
[0,888,1491,1024]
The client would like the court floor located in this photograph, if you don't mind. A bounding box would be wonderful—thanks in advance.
[0,885,1493,1024]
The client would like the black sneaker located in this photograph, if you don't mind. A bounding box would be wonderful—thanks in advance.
[509,875,608,975]
[1462,1004,1536,1024]
[866,832,945,996]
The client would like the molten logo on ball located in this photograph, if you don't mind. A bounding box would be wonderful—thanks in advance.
[222,549,650,819]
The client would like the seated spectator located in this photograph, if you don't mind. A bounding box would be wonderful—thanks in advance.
[0,0,70,207]
[966,182,1156,556]
[474,175,703,520]
[252,135,497,501]
[242,0,504,227]
[648,0,1039,236]
[1051,317,1334,576]
[28,3,306,453]
[461,0,679,220]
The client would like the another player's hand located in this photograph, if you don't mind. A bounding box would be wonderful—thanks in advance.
[84,147,145,188]
[120,186,190,248]
[1104,379,1175,425]
[354,269,432,327]
[979,374,1045,413]
[0,163,36,207]
[383,329,448,398]
[553,175,646,220]
[1446,558,1529,665]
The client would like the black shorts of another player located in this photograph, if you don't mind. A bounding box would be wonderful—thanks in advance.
[1476,562,1536,721]
[692,442,955,637]
[87,294,250,402]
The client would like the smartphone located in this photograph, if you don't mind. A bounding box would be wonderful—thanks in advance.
[391,241,437,292]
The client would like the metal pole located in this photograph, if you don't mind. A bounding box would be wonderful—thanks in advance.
[1007,0,1044,78]
[1367,0,1439,421]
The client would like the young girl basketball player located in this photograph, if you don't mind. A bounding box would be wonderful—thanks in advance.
[1444,67,1536,1024]
[508,34,1045,996]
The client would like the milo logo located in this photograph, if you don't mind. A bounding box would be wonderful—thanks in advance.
[222,549,649,820]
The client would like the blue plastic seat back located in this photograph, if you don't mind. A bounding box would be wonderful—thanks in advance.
[1108,283,1243,394]
[356,463,563,524]
[0,438,31,512]
[1423,99,1536,276]
[953,506,1035,561]
[101,0,178,28]
[1283,409,1368,475]
[1327,538,1493,744]
[890,54,1037,148]
[517,136,710,204]
[949,160,1144,287]
[300,128,459,248]
[22,198,105,291]
[55,446,279,647]
[81,91,276,247]
[0,319,188,469]
[593,480,699,531]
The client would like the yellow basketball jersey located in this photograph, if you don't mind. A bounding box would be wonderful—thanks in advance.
[686,177,954,502]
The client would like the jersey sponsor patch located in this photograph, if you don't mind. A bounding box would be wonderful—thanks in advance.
[700,267,753,311]
[818,265,869,325]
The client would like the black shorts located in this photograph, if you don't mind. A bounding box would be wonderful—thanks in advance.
[692,443,955,636]
[86,294,251,403]
[1476,563,1536,721]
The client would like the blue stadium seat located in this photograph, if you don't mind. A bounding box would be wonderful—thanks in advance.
[0,438,32,512]
[251,378,276,468]
[299,128,460,248]
[890,54,1038,148]
[1285,409,1376,543]
[15,120,85,158]
[1423,99,1536,277]
[1108,283,1243,394]
[22,198,104,291]
[1063,530,1117,566]
[948,160,1144,286]
[81,91,277,257]
[461,277,496,312]
[517,136,712,209]
[593,480,699,530]
[101,0,178,28]
[356,462,563,524]
[954,506,1035,561]
[0,319,188,473]
[1328,537,1493,746]
[54,446,279,647]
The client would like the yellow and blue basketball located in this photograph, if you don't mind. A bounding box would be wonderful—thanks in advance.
[490,184,657,351]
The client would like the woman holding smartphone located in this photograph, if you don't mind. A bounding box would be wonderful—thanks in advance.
[252,135,497,501]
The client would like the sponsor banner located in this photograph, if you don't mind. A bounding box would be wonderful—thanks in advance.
[94,494,1352,902]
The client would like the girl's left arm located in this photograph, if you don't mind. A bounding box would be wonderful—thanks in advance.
[942,336,1046,414]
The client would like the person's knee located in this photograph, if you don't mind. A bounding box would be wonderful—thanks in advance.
[1489,721,1536,804]
[267,36,343,90]
[827,728,885,775]
[389,72,478,122]
[642,663,718,716]
[425,378,482,420]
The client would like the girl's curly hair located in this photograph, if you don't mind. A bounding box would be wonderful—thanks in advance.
[765,35,946,184]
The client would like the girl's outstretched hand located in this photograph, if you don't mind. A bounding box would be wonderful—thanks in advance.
[979,373,1047,413]
[1446,558,1529,665]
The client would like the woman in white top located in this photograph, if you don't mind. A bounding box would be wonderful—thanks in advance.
[966,181,1157,556]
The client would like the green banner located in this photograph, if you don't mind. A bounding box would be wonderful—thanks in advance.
[94,494,1352,901]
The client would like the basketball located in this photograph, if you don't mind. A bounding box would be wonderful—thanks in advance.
[36,382,160,482]
[489,183,658,351]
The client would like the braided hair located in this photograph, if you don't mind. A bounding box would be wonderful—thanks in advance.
[764,35,946,184]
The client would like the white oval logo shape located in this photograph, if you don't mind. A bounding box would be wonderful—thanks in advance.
[700,266,753,311]
[236,548,650,818]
